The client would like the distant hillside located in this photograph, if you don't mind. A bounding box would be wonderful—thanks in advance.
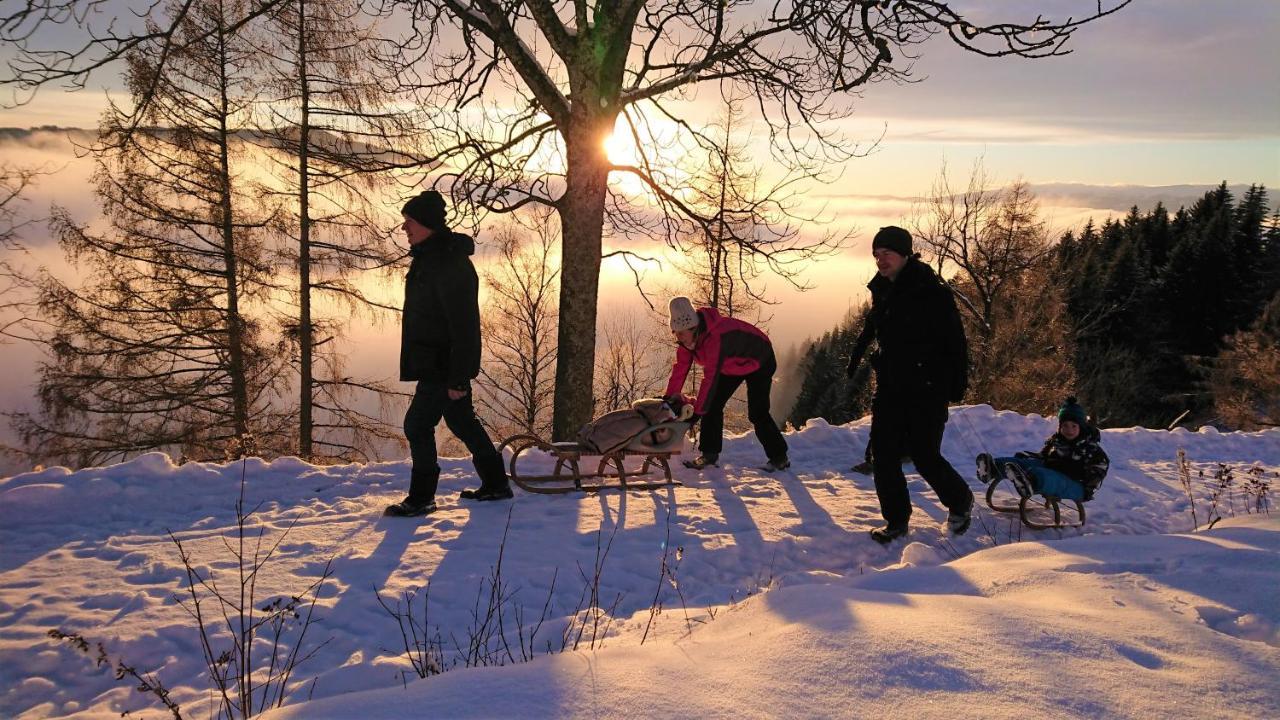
[0,125,414,163]
[1030,182,1259,213]
[0,126,97,148]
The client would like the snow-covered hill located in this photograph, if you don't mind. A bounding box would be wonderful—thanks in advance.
[1,405,1276,719]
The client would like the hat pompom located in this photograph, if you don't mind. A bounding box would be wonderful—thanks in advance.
[1058,395,1088,426]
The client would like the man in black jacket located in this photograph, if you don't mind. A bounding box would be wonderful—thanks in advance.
[385,190,511,517]
[847,226,974,543]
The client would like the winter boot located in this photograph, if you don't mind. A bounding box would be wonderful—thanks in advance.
[460,485,514,501]
[683,453,718,470]
[385,497,438,517]
[761,455,791,472]
[1004,464,1034,499]
[947,497,973,535]
[869,524,909,545]
[975,453,997,485]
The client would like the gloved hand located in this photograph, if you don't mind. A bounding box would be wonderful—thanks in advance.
[664,395,695,421]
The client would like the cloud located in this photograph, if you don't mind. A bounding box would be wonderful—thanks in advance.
[0,129,99,246]
[846,1,1280,144]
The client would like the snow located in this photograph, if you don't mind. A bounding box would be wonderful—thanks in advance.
[1,405,1277,719]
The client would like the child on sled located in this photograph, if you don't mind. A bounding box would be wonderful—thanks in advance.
[976,397,1110,501]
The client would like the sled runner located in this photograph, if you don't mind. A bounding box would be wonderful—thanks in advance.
[497,398,691,494]
[497,421,689,494]
[984,473,1086,529]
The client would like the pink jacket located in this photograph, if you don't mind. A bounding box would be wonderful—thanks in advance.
[664,307,774,415]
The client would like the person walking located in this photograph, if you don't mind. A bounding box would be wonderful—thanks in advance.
[664,297,790,472]
[846,226,974,543]
[385,190,511,516]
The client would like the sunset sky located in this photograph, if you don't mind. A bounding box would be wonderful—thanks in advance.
[1,0,1277,441]
[5,1,1275,190]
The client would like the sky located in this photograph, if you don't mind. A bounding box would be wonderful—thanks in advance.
[1,405,1277,717]
[1,1,1278,470]
[3,1,1277,190]
[840,0,1279,187]
[4,2,1275,294]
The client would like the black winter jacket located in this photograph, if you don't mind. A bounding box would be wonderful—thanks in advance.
[1037,424,1110,494]
[400,231,482,387]
[847,257,969,402]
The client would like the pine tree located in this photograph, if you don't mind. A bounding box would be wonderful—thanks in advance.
[1056,183,1274,428]
[1233,185,1277,324]
[16,0,289,466]
[1157,184,1242,355]
[788,306,873,428]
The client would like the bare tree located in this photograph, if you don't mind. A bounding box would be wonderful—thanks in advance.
[912,160,1052,332]
[911,160,1059,403]
[594,310,667,416]
[1212,292,1280,430]
[0,163,41,468]
[475,209,559,438]
[13,0,291,467]
[2,0,1133,439]
[383,2,1130,439]
[249,0,409,461]
[0,163,43,343]
[952,266,1075,412]
[670,91,847,321]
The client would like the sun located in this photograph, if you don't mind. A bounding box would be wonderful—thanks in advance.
[602,130,635,165]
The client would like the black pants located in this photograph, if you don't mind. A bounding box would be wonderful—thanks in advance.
[870,391,972,527]
[404,381,507,502]
[699,357,788,461]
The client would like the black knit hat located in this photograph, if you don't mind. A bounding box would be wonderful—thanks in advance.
[402,190,448,231]
[872,225,912,257]
[1058,396,1087,426]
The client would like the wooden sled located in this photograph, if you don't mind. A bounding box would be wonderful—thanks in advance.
[497,421,689,494]
[984,474,1086,529]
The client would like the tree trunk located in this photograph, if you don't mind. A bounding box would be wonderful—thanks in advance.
[217,20,250,442]
[296,0,313,459]
[551,119,610,440]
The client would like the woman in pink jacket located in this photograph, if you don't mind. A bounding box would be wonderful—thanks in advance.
[664,297,790,471]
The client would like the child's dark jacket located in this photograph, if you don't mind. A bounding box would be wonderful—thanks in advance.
[1037,425,1110,499]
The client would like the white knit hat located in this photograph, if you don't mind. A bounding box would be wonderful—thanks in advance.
[668,296,699,331]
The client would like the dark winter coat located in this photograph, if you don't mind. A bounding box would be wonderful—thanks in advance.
[399,231,482,387]
[847,257,968,402]
[1037,424,1110,497]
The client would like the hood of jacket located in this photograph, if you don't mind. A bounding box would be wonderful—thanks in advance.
[409,230,475,260]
